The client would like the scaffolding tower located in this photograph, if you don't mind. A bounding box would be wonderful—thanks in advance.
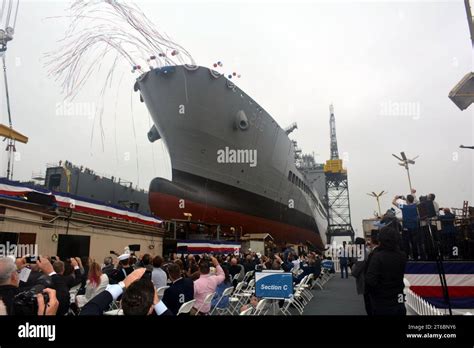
[324,105,355,243]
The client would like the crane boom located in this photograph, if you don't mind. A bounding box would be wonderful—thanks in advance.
[329,104,339,160]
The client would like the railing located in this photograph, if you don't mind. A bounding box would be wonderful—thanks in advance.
[404,279,443,316]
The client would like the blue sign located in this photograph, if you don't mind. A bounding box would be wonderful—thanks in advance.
[255,271,293,299]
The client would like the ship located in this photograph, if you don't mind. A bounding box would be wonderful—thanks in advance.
[135,65,328,249]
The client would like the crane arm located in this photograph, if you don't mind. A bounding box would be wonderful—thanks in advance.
[0,124,28,143]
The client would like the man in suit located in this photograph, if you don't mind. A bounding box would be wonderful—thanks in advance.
[80,268,172,315]
[36,256,77,316]
[339,241,349,279]
[161,262,194,315]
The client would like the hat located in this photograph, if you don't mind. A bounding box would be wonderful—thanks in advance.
[118,253,130,261]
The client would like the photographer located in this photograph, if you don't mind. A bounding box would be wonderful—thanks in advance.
[36,256,78,315]
[439,208,457,258]
[0,256,60,316]
[392,189,425,260]
[80,268,172,315]
[193,256,225,315]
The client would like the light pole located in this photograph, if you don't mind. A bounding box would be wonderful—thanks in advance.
[367,191,387,217]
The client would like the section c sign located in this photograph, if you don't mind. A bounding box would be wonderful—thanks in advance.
[255,271,293,299]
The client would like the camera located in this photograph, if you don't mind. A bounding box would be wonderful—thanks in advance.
[25,255,38,264]
[255,264,263,272]
[13,284,50,315]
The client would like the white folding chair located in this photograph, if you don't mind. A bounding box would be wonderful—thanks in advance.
[104,309,124,315]
[210,287,234,315]
[227,282,245,314]
[253,298,270,316]
[240,307,254,315]
[177,299,196,315]
[157,286,169,298]
[195,292,215,315]
[244,279,255,292]
[242,270,254,283]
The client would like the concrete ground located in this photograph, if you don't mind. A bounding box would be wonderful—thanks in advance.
[303,275,367,315]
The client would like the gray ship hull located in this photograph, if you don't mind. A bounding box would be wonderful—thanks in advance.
[136,65,327,247]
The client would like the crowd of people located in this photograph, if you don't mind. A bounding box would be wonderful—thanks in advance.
[391,188,459,260]
[0,248,326,316]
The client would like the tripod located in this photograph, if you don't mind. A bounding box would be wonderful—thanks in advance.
[425,217,452,315]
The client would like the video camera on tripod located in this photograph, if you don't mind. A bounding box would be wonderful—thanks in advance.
[415,197,452,315]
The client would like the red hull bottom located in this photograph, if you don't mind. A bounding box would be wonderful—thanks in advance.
[150,191,324,249]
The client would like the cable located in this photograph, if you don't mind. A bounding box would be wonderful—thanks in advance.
[5,0,11,28]
[0,0,6,25]
[130,87,140,187]
[12,0,18,30]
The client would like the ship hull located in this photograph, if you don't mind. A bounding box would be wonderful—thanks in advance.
[136,65,328,248]
[150,169,323,247]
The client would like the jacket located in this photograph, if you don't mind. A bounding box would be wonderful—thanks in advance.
[365,247,407,307]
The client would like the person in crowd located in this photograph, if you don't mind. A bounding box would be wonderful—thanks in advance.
[439,208,457,258]
[288,253,299,272]
[210,266,232,312]
[392,189,424,260]
[174,259,186,279]
[339,241,349,279]
[240,294,259,313]
[0,257,20,315]
[428,193,440,212]
[79,257,90,289]
[80,268,171,315]
[421,193,439,260]
[280,253,294,272]
[161,262,194,315]
[362,231,380,315]
[365,219,407,315]
[35,256,79,315]
[151,256,167,289]
[108,253,133,284]
[36,288,60,316]
[242,255,257,273]
[186,255,200,280]
[192,256,225,315]
[18,259,43,290]
[295,253,320,283]
[76,261,109,308]
[53,258,83,289]
[351,237,369,298]
[321,256,335,274]
[0,257,61,316]
[138,254,152,268]
[228,257,244,285]
[101,256,115,277]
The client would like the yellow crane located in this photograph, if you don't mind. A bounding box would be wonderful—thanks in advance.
[0,124,28,143]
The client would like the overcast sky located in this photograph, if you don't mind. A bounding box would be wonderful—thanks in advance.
[1,0,473,237]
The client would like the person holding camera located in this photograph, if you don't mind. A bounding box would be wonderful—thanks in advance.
[80,268,172,315]
[392,189,425,260]
[0,256,60,316]
[192,256,225,315]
